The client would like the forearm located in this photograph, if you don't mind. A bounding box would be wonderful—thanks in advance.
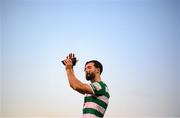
[66,69,82,90]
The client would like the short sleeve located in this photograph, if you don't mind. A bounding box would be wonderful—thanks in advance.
[90,81,105,96]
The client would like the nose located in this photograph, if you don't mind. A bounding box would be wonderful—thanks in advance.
[85,69,90,73]
[85,68,88,72]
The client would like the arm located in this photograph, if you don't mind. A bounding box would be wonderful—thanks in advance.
[66,68,93,94]
[63,54,93,94]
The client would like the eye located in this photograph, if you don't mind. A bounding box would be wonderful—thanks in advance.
[87,66,92,69]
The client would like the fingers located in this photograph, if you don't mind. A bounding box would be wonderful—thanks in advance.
[70,53,72,58]
[64,58,72,65]
[62,53,75,66]
[66,53,75,59]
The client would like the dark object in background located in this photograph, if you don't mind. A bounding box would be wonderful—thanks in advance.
[61,57,77,66]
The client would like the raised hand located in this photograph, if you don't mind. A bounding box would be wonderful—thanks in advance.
[61,53,78,67]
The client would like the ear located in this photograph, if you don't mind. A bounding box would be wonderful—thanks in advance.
[96,68,100,74]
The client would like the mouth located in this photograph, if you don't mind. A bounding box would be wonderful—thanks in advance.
[85,72,95,81]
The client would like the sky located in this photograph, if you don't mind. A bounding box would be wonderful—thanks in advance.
[0,0,180,117]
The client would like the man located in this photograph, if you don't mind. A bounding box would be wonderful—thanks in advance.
[62,53,110,118]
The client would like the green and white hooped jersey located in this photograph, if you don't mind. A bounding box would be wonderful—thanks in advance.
[83,81,110,118]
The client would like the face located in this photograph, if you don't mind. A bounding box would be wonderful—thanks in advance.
[85,63,98,81]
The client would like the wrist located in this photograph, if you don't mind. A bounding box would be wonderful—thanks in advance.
[66,68,74,74]
[65,65,73,70]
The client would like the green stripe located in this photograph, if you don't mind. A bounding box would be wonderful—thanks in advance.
[104,91,110,98]
[98,81,110,98]
[83,108,104,117]
[85,96,107,109]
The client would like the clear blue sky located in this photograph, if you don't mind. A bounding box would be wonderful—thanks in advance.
[0,0,180,117]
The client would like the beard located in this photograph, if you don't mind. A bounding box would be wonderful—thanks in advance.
[86,72,95,81]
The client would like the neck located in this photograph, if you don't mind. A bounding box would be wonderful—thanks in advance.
[91,76,101,83]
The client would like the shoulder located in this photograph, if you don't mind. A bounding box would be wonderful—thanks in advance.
[91,81,106,90]
[90,81,110,97]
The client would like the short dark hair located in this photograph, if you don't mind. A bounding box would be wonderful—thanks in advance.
[85,60,103,74]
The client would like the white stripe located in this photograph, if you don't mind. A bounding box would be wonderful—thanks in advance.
[85,94,94,97]
[84,102,106,114]
[89,84,95,94]
[97,95,109,104]
[85,94,109,105]
[82,113,97,118]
